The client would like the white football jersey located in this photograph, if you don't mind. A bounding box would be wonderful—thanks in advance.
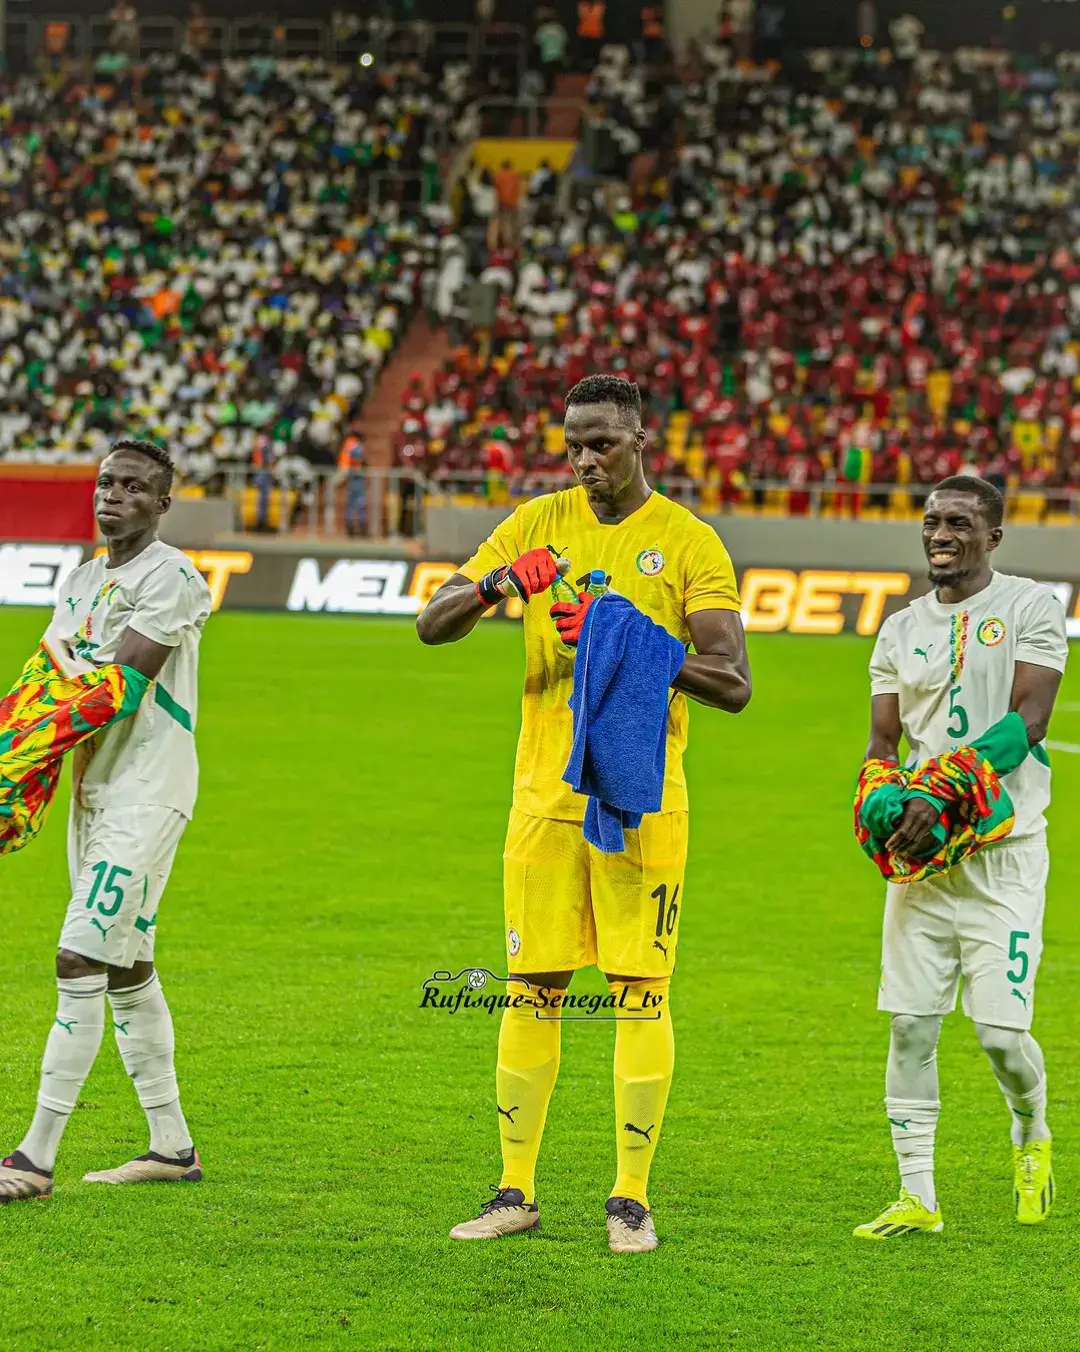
[43,540,212,819]
[870,572,1069,838]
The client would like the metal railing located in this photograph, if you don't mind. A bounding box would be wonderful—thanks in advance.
[211,465,428,540]
[177,467,1080,543]
[6,16,525,74]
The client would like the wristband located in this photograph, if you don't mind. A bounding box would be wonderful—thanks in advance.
[476,566,511,607]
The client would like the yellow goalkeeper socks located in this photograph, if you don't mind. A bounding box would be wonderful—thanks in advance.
[611,977,673,1208]
[496,980,562,1204]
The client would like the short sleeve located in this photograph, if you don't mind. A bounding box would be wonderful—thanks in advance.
[870,616,900,694]
[1015,586,1069,674]
[128,561,212,648]
[684,528,741,616]
[458,509,521,583]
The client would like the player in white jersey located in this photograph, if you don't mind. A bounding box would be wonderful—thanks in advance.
[854,476,1068,1239]
[0,440,212,1203]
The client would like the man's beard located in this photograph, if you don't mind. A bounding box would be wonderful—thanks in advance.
[928,565,970,590]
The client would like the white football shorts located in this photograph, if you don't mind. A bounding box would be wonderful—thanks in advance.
[59,805,188,969]
[878,835,1048,1030]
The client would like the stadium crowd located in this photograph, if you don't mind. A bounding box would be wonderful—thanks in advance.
[0,48,468,481]
[406,41,1080,513]
[2,18,1079,522]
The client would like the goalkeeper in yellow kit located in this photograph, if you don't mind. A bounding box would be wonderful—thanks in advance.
[417,376,752,1252]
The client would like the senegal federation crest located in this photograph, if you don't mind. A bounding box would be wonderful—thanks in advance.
[636,548,665,576]
[507,927,521,957]
[977,617,1006,647]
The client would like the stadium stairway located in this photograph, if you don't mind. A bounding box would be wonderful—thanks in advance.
[363,318,451,467]
[546,74,590,138]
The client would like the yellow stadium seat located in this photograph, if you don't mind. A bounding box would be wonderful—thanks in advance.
[1045,512,1076,527]
[1009,493,1044,524]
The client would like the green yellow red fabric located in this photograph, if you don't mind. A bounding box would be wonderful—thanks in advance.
[854,748,1016,883]
[0,645,149,858]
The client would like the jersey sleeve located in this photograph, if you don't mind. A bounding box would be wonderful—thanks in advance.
[683,527,741,616]
[1015,586,1069,673]
[869,616,900,694]
[458,509,522,584]
[127,561,212,649]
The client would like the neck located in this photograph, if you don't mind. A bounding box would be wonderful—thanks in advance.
[587,467,652,524]
[936,565,993,605]
[106,528,157,569]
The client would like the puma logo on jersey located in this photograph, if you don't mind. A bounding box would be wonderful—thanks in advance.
[652,940,669,958]
[914,645,934,662]
[90,918,116,940]
[624,1121,655,1143]
[497,1104,519,1124]
[1012,989,1029,1009]
[178,567,197,583]
[65,597,77,615]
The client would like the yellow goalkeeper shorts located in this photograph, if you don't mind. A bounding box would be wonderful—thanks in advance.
[502,808,688,977]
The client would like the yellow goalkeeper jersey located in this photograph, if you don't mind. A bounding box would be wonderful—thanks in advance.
[459,487,741,822]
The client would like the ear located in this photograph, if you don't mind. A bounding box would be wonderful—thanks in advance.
[635,424,648,453]
[987,526,1002,552]
[159,493,172,517]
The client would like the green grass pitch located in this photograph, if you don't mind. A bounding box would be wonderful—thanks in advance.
[1,609,1080,1351]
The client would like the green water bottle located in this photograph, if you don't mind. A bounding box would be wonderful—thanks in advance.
[549,555,579,604]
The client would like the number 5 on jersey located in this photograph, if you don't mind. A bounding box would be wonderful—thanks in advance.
[947,685,969,739]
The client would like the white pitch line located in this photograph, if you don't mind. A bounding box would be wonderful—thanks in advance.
[1045,741,1080,754]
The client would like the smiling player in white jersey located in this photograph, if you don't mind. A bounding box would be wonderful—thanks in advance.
[854,475,1068,1239]
[0,439,211,1203]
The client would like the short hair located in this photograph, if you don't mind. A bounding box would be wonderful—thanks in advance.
[107,437,174,494]
[929,474,1004,529]
[564,374,642,427]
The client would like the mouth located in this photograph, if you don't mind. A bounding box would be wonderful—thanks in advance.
[927,546,960,569]
[97,509,123,522]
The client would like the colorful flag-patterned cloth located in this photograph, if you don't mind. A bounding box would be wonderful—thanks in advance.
[854,747,1015,884]
[0,645,149,858]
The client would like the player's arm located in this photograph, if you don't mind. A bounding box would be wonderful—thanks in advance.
[673,609,751,712]
[865,693,902,762]
[417,508,559,646]
[112,561,211,683]
[112,628,174,683]
[415,573,488,646]
[1010,587,1069,745]
[1010,662,1062,747]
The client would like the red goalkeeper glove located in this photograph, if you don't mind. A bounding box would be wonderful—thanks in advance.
[475,548,560,606]
[550,591,595,647]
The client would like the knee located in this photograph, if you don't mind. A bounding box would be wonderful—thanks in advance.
[975,1022,1023,1071]
[55,949,107,981]
[890,1013,939,1062]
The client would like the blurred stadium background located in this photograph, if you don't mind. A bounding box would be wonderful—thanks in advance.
[2,3,1080,1347]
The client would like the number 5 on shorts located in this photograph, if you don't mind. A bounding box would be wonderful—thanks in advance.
[1007,930,1030,985]
[86,861,134,918]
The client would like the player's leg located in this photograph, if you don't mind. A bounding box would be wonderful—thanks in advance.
[82,808,201,1185]
[450,812,590,1240]
[1,810,107,1202]
[854,876,958,1238]
[592,811,685,1254]
[959,839,1053,1223]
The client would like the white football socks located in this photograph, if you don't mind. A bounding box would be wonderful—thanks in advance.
[885,1014,943,1211]
[975,1023,1050,1146]
[109,974,194,1160]
[884,1097,940,1212]
[18,974,108,1172]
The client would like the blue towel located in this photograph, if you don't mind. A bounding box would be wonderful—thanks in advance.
[563,593,687,854]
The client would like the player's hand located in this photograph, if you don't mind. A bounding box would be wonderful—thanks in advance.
[886,797,941,856]
[475,548,560,606]
[550,592,595,647]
